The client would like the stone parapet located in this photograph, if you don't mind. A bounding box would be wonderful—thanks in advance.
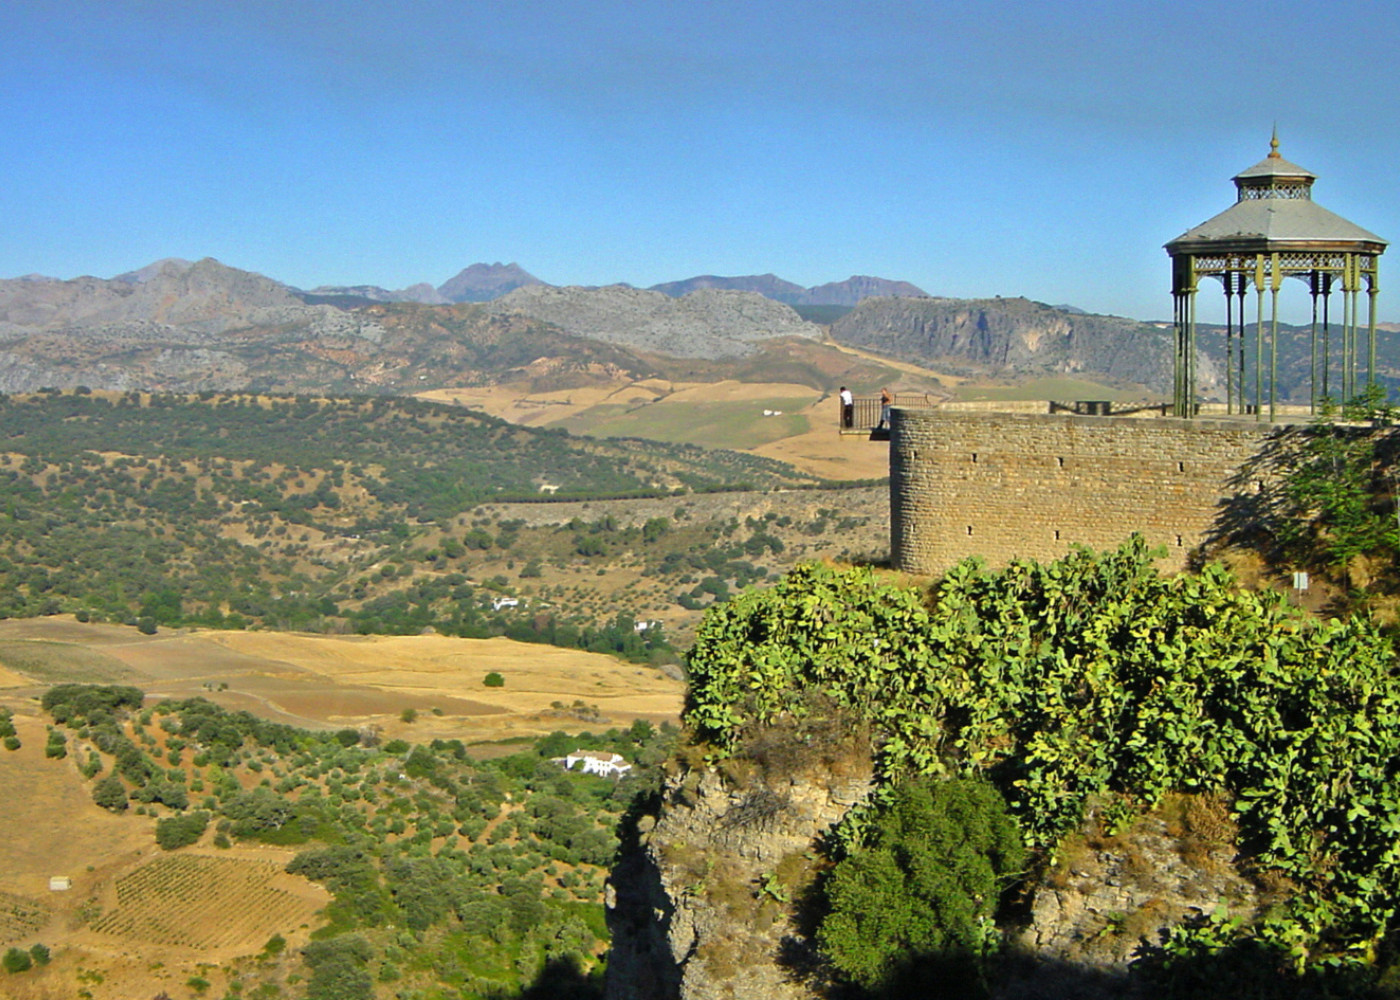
[890,408,1286,575]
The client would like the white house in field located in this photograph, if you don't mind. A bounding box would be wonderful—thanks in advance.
[556,749,632,778]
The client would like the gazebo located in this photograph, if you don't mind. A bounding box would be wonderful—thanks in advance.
[1165,135,1386,419]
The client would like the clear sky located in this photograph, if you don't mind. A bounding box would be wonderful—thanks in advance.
[3,0,1398,323]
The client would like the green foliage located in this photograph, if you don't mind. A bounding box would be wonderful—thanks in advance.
[302,936,374,1000]
[92,773,128,812]
[1275,392,1397,572]
[155,811,210,850]
[0,390,831,647]
[1,735,17,751]
[484,671,505,688]
[44,727,67,758]
[686,542,1400,975]
[820,776,1023,993]
[27,943,49,966]
[2,947,32,973]
[42,684,144,726]
[39,683,674,998]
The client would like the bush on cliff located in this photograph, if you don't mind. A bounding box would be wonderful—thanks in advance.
[819,775,1023,994]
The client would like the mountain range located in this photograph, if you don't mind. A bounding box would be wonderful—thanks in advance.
[21,259,929,310]
[4,255,1340,400]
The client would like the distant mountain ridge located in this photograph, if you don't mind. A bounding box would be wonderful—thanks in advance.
[0,254,1304,399]
[485,284,821,359]
[9,258,926,309]
[647,273,927,306]
[437,262,544,302]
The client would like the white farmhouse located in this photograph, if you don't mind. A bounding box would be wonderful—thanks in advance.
[558,749,632,778]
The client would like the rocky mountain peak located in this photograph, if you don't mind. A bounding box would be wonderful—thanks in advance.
[113,257,196,284]
[437,262,544,302]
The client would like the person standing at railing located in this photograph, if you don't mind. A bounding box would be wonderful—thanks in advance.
[839,386,854,428]
[877,387,893,430]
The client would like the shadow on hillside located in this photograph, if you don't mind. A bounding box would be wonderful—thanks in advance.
[513,955,605,999]
[818,935,1394,1000]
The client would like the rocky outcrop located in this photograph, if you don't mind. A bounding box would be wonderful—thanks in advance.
[487,285,821,359]
[996,798,1268,1000]
[606,751,874,1000]
[608,745,1270,1000]
[831,296,1182,391]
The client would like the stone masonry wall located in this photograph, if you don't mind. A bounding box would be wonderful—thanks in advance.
[891,408,1284,575]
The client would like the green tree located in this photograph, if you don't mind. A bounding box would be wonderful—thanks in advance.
[1276,386,1398,577]
[92,773,128,812]
[2,947,32,973]
[819,776,1024,994]
[156,811,210,850]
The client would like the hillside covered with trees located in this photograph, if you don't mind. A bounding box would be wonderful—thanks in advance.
[7,682,677,999]
[0,389,886,651]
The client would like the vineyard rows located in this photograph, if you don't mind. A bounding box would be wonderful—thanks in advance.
[92,855,320,950]
[0,890,47,944]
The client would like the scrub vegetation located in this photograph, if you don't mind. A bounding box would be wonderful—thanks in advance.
[38,682,676,999]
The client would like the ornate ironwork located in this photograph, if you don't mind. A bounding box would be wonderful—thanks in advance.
[1165,139,1385,420]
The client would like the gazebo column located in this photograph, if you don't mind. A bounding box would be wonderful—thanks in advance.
[1343,254,1359,400]
[1309,270,1320,414]
[1368,266,1379,390]
[1254,254,1266,421]
[1321,272,1333,403]
[1223,270,1245,414]
[1269,252,1281,420]
[1171,255,1199,418]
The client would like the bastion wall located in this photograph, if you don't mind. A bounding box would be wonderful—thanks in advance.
[890,408,1284,575]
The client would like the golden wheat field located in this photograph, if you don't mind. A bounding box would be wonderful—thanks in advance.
[0,619,685,744]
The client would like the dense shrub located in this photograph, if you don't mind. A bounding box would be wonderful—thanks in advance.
[92,773,128,812]
[155,811,210,850]
[819,777,1023,992]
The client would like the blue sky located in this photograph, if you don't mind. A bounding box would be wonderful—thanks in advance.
[3,0,1398,323]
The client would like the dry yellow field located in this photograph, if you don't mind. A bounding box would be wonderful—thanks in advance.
[0,619,685,745]
[0,709,329,1000]
[419,377,893,479]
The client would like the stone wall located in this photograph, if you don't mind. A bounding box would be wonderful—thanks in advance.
[890,408,1287,575]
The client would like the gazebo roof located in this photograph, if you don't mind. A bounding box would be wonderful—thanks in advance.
[1166,198,1386,253]
[1165,136,1386,256]
[1233,144,1315,183]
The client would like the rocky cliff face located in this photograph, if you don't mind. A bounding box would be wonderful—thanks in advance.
[606,745,874,1000]
[487,285,821,359]
[607,746,1268,1000]
[831,296,1186,392]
